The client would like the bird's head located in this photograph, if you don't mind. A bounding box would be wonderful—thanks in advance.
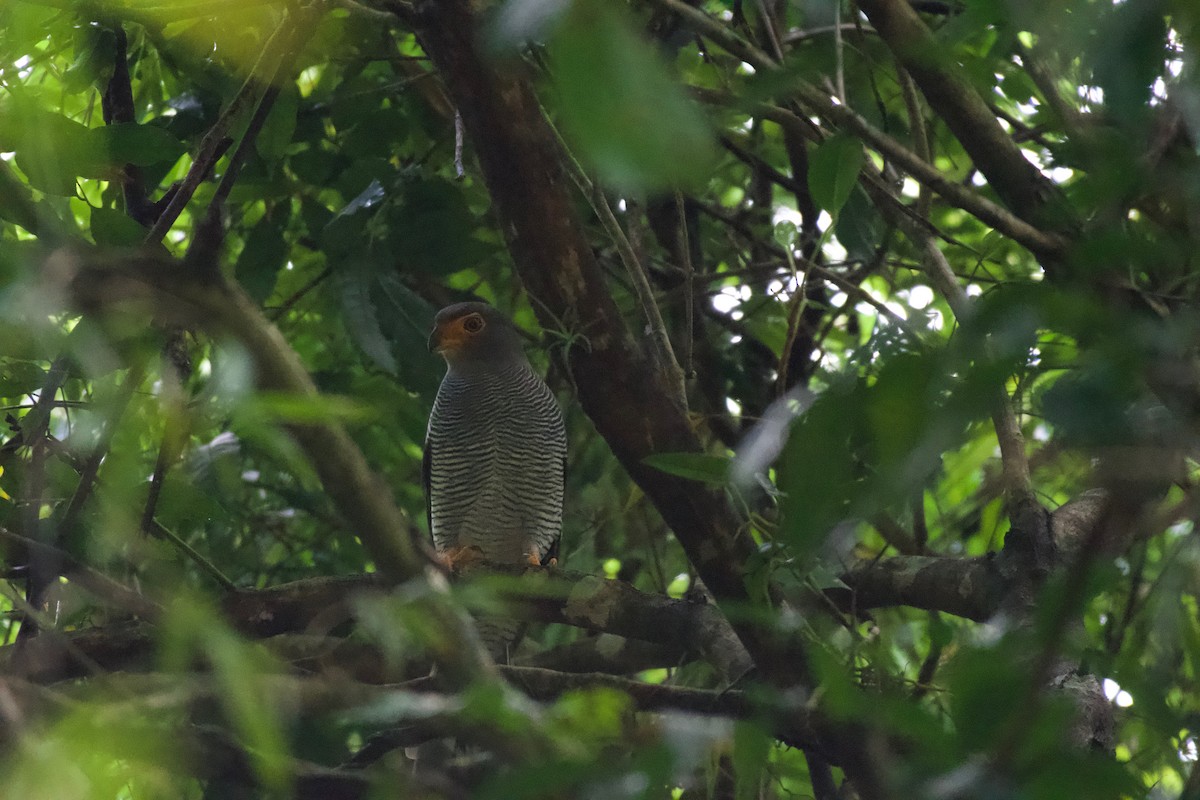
[428,302,525,365]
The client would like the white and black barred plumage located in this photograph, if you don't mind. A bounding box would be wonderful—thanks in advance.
[424,302,567,659]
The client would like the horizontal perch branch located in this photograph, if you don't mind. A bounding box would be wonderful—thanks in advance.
[1,563,750,683]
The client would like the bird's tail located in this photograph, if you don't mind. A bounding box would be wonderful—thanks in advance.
[475,615,525,664]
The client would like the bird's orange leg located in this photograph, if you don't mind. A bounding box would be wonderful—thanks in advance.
[525,548,557,567]
[438,545,485,571]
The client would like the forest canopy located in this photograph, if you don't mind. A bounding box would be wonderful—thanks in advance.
[0,0,1198,798]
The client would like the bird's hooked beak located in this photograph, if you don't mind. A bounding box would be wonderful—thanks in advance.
[428,319,467,356]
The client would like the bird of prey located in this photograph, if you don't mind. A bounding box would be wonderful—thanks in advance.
[424,302,567,659]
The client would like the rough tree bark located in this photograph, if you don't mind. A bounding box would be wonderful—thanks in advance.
[406,0,807,687]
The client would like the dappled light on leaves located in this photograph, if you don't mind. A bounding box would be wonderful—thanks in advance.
[0,0,1198,797]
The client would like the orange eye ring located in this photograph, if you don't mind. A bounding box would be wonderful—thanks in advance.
[462,314,485,333]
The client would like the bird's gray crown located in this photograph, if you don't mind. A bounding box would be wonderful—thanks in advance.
[429,301,528,366]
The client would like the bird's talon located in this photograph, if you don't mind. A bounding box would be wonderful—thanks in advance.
[438,545,485,571]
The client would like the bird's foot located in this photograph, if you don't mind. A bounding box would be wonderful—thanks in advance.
[525,550,558,568]
[438,545,485,571]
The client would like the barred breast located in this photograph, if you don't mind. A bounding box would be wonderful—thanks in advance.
[427,361,566,566]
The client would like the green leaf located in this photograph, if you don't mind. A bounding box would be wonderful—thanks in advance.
[0,161,46,234]
[323,179,386,253]
[549,0,716,191]
[808,134,864,217]
[289,146,341,185]
[1091,0,1167,118]
[834,185,883,261]
[235,219,288,303]
[245,391,374,424]
[160,599,291,792]
[90,122,186,167]
[0,358,46,395]
[62,25,117,94]
[643,452,731,485]
[256,85,298,159]
[776,387,861,552]
[1040,362,1138,447]
[385,176,492,275]
[90,206,149,247]
[0,101,100,195]
[372,272,440,397]
[945,640,1028,748]
[337,265,398,374]
[864,353,935,469]
[732,722,771,800]
[343,106,407,159]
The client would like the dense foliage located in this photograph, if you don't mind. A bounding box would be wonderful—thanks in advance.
[0,0,1198,797]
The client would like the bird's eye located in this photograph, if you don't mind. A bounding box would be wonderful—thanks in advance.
[463,315,485,333]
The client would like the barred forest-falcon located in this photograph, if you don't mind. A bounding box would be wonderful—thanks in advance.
[424,302,567,659]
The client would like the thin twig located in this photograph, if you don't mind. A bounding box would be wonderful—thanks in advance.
[595,188,686,404]
[9,358,71,453]
[140,359,188,542]
[896,64,932,218]
[912,491,928,553]
[209,7,316,214]
[454,109,466,179]
[13,358,72,640]
[269,267,333,321]
[0,527,162,621]
[784,23,869,44]
[144,16,293,244]
[540,105,689,403]
[833,0,846,102]
[330,0,396,23]
[902,208,1035,505]
[910,612,944,699]
[720,134,807,196]
[209,83,283,213]
[695,201,926,342]
[869,513,919,555]
[58,366,145,534]
[674,192,695,379]
[687,86,1067,256]
[754,0,786,63]
[16,439,49,641]
[145,520,237,591]
[1016,41,1083,135]
[646,0,777,70]
[776,256,813,396]
[102,25,154,225]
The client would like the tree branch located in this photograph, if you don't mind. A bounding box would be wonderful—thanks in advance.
[42,246,425,583]
[409,0,807,687]
[877,184,1038,514]
[101,25,154,226]
[144,12,297,244]
[0,527,161,621]
[855,0,1077,251]
[834,554,1004,621]
[461,562,753,681]
[515,634,686,674]
[692,87,1068,258]
[837,490,1112,621]
[2,562,750,684]
[649,0,1069,259]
